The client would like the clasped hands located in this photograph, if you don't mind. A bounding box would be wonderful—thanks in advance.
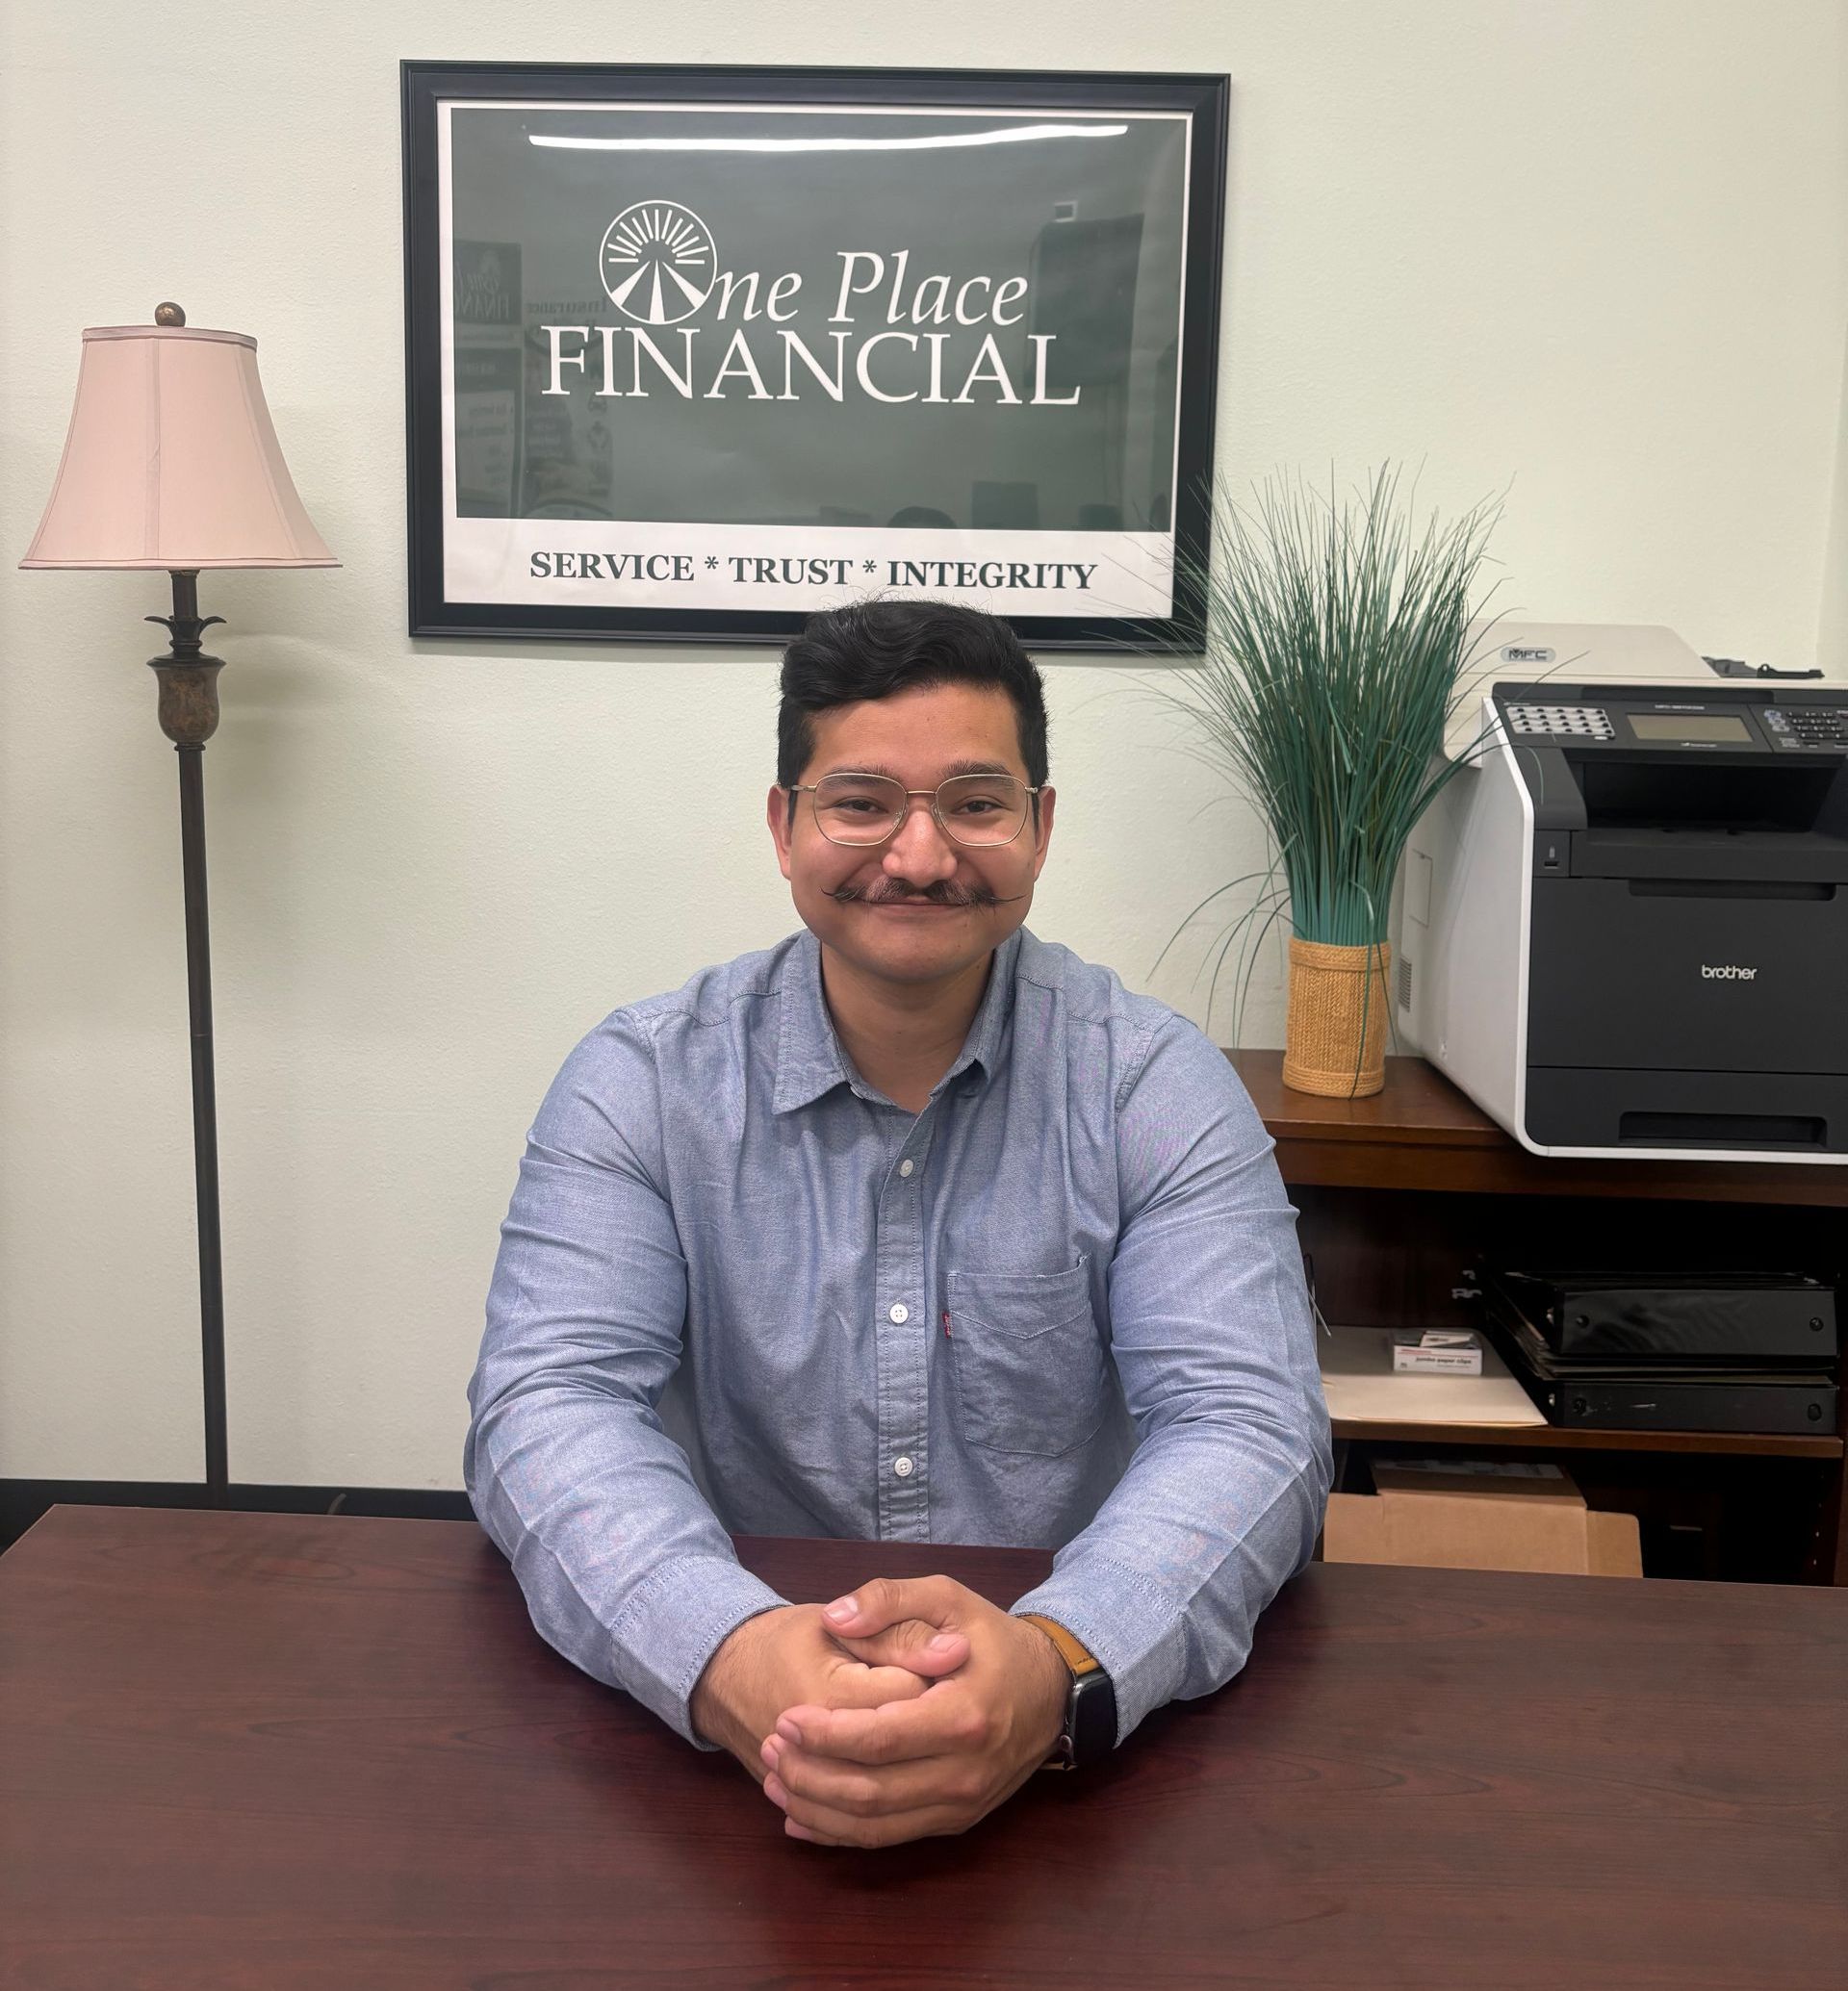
[689,1574,1071,1849]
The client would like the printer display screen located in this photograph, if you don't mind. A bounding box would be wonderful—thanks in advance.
[1628,714,1752,743]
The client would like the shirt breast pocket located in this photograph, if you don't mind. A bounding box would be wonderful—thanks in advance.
[946,1258,1108,1458]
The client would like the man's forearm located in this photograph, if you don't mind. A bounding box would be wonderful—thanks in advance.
[465,1373,787,1749]
[1007,1405,1330,1748]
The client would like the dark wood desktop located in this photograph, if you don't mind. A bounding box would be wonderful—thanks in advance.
[2,1506,1842,1988]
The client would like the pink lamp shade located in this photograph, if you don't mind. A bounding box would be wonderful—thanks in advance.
[19,323,337,570]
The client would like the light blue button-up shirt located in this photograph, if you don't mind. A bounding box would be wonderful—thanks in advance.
[464,926,1332,1753]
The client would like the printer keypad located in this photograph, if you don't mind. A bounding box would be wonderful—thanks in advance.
[1506,703,1615,740]
[1767,707,1848,751]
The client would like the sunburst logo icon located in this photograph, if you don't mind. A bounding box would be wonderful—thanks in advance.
[599,201,718,325]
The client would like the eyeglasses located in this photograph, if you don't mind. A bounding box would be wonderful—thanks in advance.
[787,772,1042,848]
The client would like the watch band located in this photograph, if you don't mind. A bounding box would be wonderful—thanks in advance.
[1020,1613,1101,1678]
[1019,1613,1116,1772]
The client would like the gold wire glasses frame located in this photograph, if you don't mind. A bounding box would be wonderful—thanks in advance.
[786,772,1043,848]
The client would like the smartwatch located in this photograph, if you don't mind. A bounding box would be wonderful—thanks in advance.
[1018,1613,1116,1771]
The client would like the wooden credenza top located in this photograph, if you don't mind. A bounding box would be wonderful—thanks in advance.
[1227,1050,1507,1147]
[1224,1048,1848,1207]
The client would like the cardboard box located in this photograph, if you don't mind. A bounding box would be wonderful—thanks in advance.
[1322,1459,1643,1576]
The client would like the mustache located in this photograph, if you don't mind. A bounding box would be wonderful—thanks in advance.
[827,880,1013,907]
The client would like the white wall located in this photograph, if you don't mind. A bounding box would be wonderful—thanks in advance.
[2,0,1843,1490]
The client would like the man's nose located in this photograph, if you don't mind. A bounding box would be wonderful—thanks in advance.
[882,796,959,881]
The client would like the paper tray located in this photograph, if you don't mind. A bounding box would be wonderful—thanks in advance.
[1318,1325,1547,1426]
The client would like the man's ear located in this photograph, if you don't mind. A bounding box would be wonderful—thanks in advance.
[766,783,795,881]
[1029,785,1056,880]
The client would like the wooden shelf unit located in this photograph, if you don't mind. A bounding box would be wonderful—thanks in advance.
[1225,1049,1848,1582]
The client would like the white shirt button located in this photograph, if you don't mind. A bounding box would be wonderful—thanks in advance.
[898,1159,914,1178]
[893,1455,914,1477]
[888,1302,909,1324]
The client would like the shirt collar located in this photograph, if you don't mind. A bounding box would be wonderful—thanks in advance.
[772,926,1024,1115]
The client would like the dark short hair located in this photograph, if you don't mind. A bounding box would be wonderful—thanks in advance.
[776,600,1049,789]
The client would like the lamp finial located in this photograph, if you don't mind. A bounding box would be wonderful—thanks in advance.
[154,301,186,327]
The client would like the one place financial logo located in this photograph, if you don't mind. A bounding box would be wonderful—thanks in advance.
[548,194,1082,409]
[599,201,718,325]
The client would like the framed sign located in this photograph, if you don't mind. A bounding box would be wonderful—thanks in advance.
[401,63,1227,648]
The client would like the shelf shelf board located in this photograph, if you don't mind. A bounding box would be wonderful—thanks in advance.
[1330,1417,1842,1459]
[1226,1049,1848,1206]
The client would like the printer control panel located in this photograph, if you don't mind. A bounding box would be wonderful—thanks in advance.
[1760,706,1848,753]
[1506,702,1615,741]
[1495,684,1848,757]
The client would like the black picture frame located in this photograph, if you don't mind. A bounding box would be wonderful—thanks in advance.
[401,61,1228,649]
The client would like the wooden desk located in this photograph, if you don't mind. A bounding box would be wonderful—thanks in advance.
[3,1506,1843,1988]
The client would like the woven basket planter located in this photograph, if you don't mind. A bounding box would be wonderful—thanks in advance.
[1282,936,1393,1097]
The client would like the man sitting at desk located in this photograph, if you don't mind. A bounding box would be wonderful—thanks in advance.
[464,599,1331,1848]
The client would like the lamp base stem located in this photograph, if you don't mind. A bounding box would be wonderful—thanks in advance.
[149,571,230,1506]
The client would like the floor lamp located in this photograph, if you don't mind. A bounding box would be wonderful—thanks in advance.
[19,303,338,1506]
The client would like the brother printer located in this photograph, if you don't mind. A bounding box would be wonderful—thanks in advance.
[1396,624,1848,1162]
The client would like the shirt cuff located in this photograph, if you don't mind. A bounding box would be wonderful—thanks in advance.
[1009,1552,1189,1750]
[608,1553,790,1751]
